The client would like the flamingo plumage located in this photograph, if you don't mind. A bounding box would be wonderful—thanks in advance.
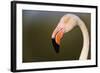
[51,14,89,60]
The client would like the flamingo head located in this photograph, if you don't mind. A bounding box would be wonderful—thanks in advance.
[51,15,77,53]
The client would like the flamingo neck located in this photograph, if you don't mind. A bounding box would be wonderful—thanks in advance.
[78,19,89,60]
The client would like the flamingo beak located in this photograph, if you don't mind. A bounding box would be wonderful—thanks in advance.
[52,29,64,53]
[52,38,60,53]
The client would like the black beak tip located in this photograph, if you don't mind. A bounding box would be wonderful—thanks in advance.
[52,38,60,53]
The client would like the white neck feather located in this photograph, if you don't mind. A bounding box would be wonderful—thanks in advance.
[77,18,89,60]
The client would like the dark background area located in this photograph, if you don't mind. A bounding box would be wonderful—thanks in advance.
[22,10,91,63]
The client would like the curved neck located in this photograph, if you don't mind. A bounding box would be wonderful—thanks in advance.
[78,19,89,60]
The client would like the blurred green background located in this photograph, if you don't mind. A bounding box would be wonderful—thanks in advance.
[22,10,91,63]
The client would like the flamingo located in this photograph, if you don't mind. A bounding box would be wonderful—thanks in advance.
[51,14,89,60]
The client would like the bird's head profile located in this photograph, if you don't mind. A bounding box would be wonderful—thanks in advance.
[51,14,77,53]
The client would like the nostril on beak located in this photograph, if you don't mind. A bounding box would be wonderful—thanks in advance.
[52,38,60,53]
